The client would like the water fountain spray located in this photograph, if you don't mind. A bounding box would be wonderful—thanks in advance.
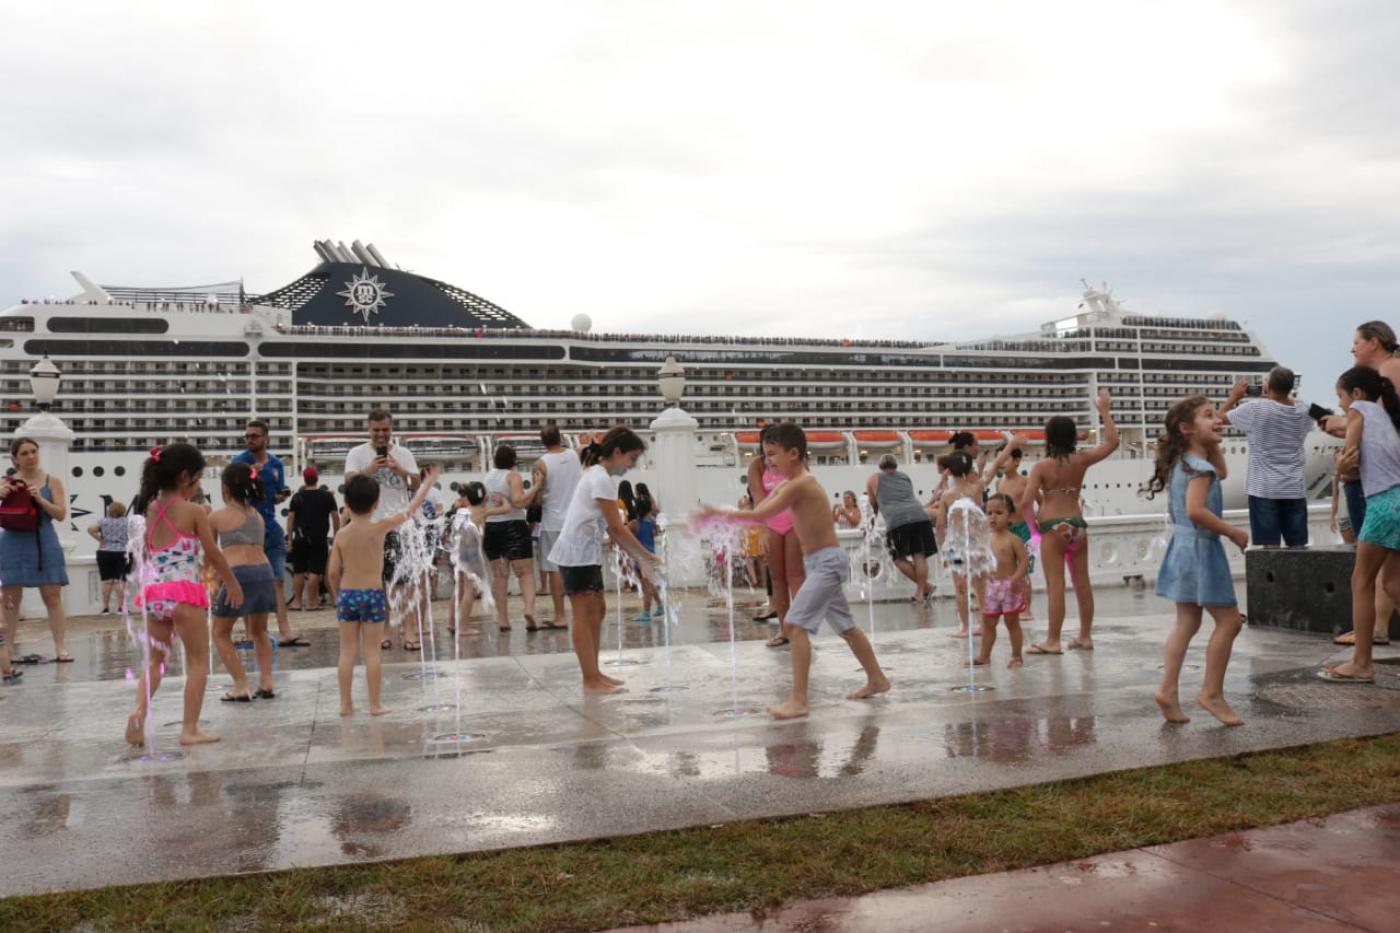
[944,498,998,694]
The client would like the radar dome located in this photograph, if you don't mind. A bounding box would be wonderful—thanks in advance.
[571,313,593,333]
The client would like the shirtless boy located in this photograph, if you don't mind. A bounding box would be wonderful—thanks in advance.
[700,422,890,719]
[328,464,441,717]
[975,494,1029,668]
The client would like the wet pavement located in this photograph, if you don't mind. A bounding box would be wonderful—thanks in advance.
[1,588,1399,897]
[627,804,1400,932]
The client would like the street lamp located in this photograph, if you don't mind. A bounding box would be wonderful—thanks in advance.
[29,356,60,412]
[658,356,685,408]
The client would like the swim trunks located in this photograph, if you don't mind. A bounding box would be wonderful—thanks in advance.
[337,587,388,624]
[784,546,857,635]
[981,576,1027,618]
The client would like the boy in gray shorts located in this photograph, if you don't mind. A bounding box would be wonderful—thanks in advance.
[701,422,889,719]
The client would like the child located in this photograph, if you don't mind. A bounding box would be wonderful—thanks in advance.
[629,488,662,623]
[749,424,806,649]
[548,427,658,694]
[935,451,986,638]
[328,464,441,716]
[1322,367,1400,683]
[989,438,1035,618]
[1144,395,1246,725]
[210,463,280,702]
[127,443,243,746]
[976,494,1028,668]
[449,481,488,637]
[701,422,890,720]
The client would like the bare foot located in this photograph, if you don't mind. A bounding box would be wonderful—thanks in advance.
[583,679,628,695]
[972,657,989,667]
[599,672,626,686]
[180,730,221,746]
[847,676,891,700]
[949,627,970,638]
[768,698,810,719]
[340,706,355,717]
[1155,690,1190,724]
[370,706,392,717]
[125,714,145,747]
[1008,658,1023,669]
[1067,638,1094,651]
[1196,692,1243,727]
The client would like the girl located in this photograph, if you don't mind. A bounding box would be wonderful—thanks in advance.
[547,427,658,694]
[748,424,806,648]
[449,481,488,637]
[1322,367,1400,683]
[89,500,131,614]
[629,488,661,622]
[833,491,862,529]
[1021,390,1119,654]
[128,444,242,746]
[975,494,1029,668]
[935,451,987,638]
[209,463,279,703]
[1145,395,1247,725]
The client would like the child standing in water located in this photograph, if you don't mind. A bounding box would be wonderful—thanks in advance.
[990,438,1035,618]
[328,464,441,717]
[1144,396,1246,726]
[976,495,1028,669]
[209,463,280,702]
[701,422,890,719]
[127,444,243,747]
[449,481,487,637]
[935,451,987,638]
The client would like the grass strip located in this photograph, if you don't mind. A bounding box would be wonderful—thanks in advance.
[5,732,1399,932]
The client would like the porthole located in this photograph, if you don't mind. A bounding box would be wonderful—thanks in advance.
[115,466,126,477]
[72,467,83,478]
[93,466,105,477]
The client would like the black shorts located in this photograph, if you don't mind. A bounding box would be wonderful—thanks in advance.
[483,520,533,562]
[292,537,330,575]
[559,564,605,595]
[96,550,131,581]
[886,519,937,561]
[382,531,402,585]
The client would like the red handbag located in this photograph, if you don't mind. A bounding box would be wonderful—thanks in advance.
[0,481,40,532]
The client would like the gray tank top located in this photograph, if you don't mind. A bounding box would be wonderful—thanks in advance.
[875,470,927,531]
[484,468,525,523]
[219,508,265,548]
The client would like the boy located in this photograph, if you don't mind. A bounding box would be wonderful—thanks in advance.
[975,494,1029,668]
[701,422,890,719]
[328,464,441,717]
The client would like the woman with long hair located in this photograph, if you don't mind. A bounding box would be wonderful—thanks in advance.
[0,437,72,666]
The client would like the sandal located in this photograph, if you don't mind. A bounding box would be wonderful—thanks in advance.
[1026,644,1063,655]
[541,621,568,630]
[54,653,75,663]
[2,669,21,684]
[253,688,276,700]
[1317,667,1375,684]
[403,640,422,651]
[221,691,253,702]
[380,638,393,650]
[766,635,790,648]
[277,636,311,648]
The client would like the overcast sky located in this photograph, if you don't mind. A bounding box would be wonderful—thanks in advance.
[3,1,1397,401]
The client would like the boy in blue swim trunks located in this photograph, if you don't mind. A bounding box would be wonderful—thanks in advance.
[328,464,440,717]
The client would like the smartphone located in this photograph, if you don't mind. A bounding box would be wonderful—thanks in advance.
[376,445,388,459]
[1244,385,1263,397]
[1308,403,1332,422]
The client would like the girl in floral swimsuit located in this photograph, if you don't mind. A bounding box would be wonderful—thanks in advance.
[128,444,243,748]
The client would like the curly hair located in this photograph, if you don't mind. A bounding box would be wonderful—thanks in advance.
[1142,395,1212,500]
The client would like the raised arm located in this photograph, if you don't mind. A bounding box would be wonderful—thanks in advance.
[1080,391,1120,467]
[983,435,1026,485]
[381,466,441,530]
[1219,380,1250,421]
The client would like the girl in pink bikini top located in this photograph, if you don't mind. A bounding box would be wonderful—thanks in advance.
[761,467,795,536]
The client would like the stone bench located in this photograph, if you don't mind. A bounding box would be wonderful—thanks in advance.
[1246,545,1400,639]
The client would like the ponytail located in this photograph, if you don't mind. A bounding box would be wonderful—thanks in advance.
[1338,366,1400,435]
[221,462,265,505]
[1380,377,1400,436]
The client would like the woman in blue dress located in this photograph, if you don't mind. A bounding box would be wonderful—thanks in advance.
[1143,396,1247,727]
[0,437,72,665]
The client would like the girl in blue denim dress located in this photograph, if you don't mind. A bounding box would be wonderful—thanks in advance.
[1143,395,1249,727]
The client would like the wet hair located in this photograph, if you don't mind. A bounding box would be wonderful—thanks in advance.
[540,424,562,447]
[367,407,392,424]
[766,422,808,461]
[136,443,205,515]
[635,486,655,521]
[9,436,37,458]
[985,493,1014,513]
[462,480,486,506]
[493,444,517,470]
[1339,366,1400,434]
[950,431,976,451]
[244,418,269,437]
[221,461,266,505]
[598,426,646,459]
[106,500,127,518]
[1142,395,1213,500]
[1045,416,1078,461]
[579,443,602,468]
[344,474,381,514]
[1266,366,1296,396]
[938,451,973,478]
[1009,448,1023,461]
[878,453,899,470]
[1357,321,1399,355]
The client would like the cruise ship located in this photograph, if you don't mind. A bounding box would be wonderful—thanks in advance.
[1,240,1338,524]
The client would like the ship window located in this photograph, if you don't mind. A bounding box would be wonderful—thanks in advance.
[0,317,35,333]
[47,317,170,334]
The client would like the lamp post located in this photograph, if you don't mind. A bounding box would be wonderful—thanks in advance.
[658,356,686,408]
[648,355,701,586]
[29,356,61,412]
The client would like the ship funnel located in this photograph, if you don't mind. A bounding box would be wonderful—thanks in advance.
[313,241,336,263]
[351,240,376,266]
[335,241,355,263]
[366,243,389,267]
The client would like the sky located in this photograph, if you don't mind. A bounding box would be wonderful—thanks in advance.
[2,0,1397,400]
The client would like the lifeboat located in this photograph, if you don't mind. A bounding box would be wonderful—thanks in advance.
[853,430,901,448]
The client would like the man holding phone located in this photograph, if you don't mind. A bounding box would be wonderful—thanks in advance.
[1219,367,1317,548]
[345,408,420,649]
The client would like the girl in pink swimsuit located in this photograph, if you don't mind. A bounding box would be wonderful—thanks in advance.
[127,444,243,748]
[748,427,806,647]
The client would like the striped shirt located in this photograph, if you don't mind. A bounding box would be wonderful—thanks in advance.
[1227,399,1315,499]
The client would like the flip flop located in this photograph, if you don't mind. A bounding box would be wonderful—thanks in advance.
[380,638,393,650]
[277,636,311,648]
[1317,668,1374,684]
[253,688,276,700]
[766,636,790,648]
[14,654,45,665]
[54,654,75,663]
[221,692,253,702]
[541,621,568,630]
[1066,641,1094,652]
[403,641,421,651]
[1026,644,1063,655]
[2,669,22,684]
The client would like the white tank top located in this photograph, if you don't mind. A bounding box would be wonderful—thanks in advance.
[483,468,525,523]
[539,449,583,532]
[1354,400,1400,498]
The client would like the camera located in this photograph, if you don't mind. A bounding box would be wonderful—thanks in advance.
[1244,385,1263,397]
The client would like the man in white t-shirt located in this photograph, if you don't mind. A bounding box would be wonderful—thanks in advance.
[1221,367,1316,548]
[531,423,583,627]
[344,408,420,648]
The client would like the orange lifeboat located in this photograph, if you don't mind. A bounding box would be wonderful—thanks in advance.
[853,431,901,447]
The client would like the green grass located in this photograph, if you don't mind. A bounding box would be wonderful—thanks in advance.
[6,733,1400,932]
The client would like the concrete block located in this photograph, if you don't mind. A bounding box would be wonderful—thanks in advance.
[1245,546,1400,638]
